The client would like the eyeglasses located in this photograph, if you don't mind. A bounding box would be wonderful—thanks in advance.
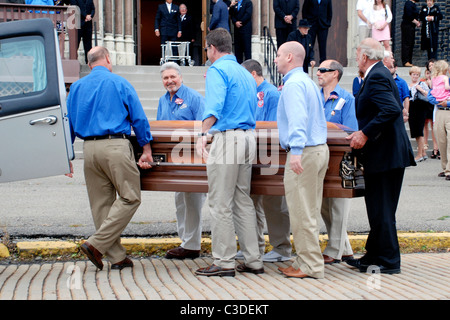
[317,68,336,73]
[204,45,211,52]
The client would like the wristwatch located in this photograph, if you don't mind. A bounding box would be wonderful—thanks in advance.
[198,132,208,137]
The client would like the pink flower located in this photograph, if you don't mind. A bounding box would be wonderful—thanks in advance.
[257,91,264,101]
[175,98,184,105]
[329,94,339,101]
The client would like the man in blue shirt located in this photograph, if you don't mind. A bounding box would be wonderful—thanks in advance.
[384,53,410,122]
[67,47,153,271]
[195,28,263,277]
[241,59,292,263]
[156,62,206,260]
[317,59,357,265]
[275,41,329,279]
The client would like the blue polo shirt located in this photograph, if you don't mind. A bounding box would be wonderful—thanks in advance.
[156,84,205,121]
[277,67,327,155]
[321,84,358,131]
[394,74,410,102]
[255,80,280,121]
[67,66,152,147]
[203,54,256,132]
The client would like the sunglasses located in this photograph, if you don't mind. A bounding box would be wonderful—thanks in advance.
[318,68,336,73]
[204,45,211,52]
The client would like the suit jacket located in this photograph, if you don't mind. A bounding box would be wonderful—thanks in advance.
[287,30,314,70]
[229,0,253,34]
[70,0,95,26]
[355,61,415,174]
[302,0,332,29]
[273,0,299,29]
[155,2,181,36]
[180,13,195,41]
[209,0,230,32]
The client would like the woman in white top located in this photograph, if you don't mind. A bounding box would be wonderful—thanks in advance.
[368,0,393,51]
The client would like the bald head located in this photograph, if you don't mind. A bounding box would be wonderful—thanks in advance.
[275,41,305,75]
[87,46,112,71]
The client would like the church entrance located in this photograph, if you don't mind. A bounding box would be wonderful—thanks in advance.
[136,0,206,65]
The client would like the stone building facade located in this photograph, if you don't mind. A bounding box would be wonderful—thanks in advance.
[74,0,447,68]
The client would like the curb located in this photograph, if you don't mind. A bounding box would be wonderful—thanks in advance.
[1,232,449,260]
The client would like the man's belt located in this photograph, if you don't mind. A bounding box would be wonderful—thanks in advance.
[437,107,450,111]
[84,134,128,141]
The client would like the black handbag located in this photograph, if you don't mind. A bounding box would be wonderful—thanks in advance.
[339,152,365,190]
[414,82,429,103]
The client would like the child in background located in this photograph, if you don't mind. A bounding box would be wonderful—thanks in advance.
[430,60,450,103]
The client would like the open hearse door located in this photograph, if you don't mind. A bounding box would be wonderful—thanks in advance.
[0,18,74,183]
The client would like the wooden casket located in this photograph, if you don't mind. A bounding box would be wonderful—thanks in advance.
[130,121,364,198]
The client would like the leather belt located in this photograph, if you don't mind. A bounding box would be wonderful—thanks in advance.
[84,134,128,141]
[437,107,450,111]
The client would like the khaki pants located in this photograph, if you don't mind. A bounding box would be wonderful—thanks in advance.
[321,197,353,259]
[174,192,206,250]
[434,109,450,176]
[207,130,262,269]
[284,144,329,279]
[251,195,292,257]
[83,138,141,264]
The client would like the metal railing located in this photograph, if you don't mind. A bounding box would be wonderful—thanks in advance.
[0,3,78,60]
[262,26,282,87]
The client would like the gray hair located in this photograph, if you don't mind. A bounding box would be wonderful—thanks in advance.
[359,43,384,61]
[160,62,181,76]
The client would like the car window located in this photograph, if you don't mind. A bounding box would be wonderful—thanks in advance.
[0,35,47,98]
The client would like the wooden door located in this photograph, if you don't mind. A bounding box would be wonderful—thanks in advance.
[299,0,348,66]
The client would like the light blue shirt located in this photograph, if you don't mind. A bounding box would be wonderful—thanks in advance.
[157,84,205,121]
[277,67,327,155]
[321,84,358,131]
[255,80,280,121]
[67,66,152,147]
[203,54,256,132]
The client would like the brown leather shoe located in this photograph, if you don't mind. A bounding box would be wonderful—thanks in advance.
[323,254,339,264]
[80,241,103,270]
[165,246,200,259]
[195,264,235,277]
[236,263,264,274]
[111,257,133,270]
[280,266,311,278]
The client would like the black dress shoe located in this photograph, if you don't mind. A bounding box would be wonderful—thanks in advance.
[368,265,401,274]
[80,242,103,270]
[236,263,265,274]
[346,258,369,272]
[111,257,134,270]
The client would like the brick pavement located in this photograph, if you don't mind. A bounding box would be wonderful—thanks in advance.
[1,252,449,302]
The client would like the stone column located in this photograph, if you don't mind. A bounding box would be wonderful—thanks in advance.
[124,0,136,65]
[103,0,116,63]
[114,0,126,65]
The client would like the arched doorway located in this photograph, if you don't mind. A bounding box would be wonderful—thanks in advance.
[137,0,206,65]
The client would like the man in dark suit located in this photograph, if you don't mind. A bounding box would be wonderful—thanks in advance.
[346,38,416,275]
[155,0,182,45]
[209,0,230,32]
[70,0,95,64]
[302,0,332,63]
[273,0,299,49]
[229,0,252,64]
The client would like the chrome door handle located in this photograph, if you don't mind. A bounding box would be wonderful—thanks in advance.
[29,116,57,125]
